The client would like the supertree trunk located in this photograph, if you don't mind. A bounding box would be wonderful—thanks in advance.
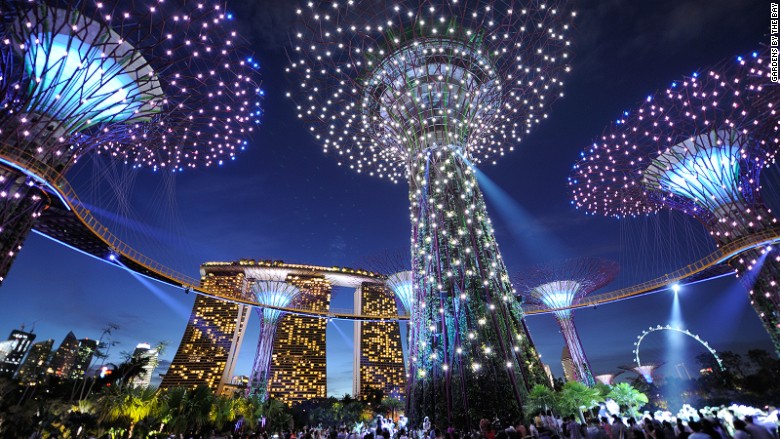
[707,202,780,355]
[554,311,595,386]
[0,166,48,286]
[406,147,546,428]
[248,312,280,399]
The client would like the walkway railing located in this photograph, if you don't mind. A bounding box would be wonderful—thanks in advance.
[523,229,780,315]
[2,145,778,320]
[0,145,408,321]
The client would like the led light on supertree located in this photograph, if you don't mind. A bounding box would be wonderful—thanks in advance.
[248,279,302,398]
[0,0,262,285]
[287,0,573,426]
[568,50,780,354]
[514,258,619,386]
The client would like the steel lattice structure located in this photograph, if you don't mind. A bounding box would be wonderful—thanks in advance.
[0,0,261,285]
[248,279,303,399]
[514,258,618,386]
[569,50,780,354]
[287,0,573,427]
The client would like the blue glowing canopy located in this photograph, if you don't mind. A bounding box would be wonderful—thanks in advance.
[18,8,162,132]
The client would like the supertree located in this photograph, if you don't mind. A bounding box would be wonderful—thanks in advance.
[618,363,663,384]
[594,373,621,386]
[248,279,302,398]
[568,50,780,354]
[514,258,619,386]
[286,0,574,426]
[0,0,261,284]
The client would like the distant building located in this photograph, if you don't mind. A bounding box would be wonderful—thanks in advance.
[49,332,79,377]
[160,268,251,392]
[17,339,54,384]
[219,375,249,397]
[542,363,555,387]
[561,345,576,382]
[129,343,160,388]
[162,259,390,403]
[69,339,98,380]
[268,275,331,405]
[0,329,36,376]
[353,282,405,400]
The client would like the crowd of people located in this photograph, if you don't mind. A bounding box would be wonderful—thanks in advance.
[275,408,778,439]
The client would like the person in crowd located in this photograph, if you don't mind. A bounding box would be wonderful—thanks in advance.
[662,421,675,439]
[647,423,661,439]
[612,417,628,439]
[675,419,692,439]
[688,422,710,439]
[702,419,723,439]
[587,419,606,439]
[601,417,613,439]
[745,416,775,439]
[732,420,751,439]
[627,418,646,439]
[546,412,561,435]
[529,422,540,439]
[517,423,528,439]
[568,417,583,439]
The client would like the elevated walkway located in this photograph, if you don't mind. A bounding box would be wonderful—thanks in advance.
[2,145,776,320]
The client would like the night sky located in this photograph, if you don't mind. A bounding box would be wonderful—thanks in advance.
[0,0,774,397]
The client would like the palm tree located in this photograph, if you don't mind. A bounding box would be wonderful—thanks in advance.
[98,386,162,438]
[524,384,559,416]
[381,396,403,421]
[236,393,263,433]
[161,386,214,435]
[606,383,648,417]
[211,395,238,433]
[558,382,603,423]
[262,398,291,433]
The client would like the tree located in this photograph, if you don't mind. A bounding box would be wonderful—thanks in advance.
[211,395,238,433]
[381,396,403,420]
[162,386,213,435]
[558,382,603,423]
[719,351,746,378]
[607,383,648,417]
[524,384,558,417]
[236,394,264,433]
[98,386,162,438]
[262,398,292,433]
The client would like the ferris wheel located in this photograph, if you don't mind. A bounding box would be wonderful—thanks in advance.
[632,324,725,371]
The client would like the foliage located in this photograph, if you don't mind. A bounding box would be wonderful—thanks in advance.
[607,383,648,417]
[693,349,780,406]
[558,382,603,423]
[524,384,559,416]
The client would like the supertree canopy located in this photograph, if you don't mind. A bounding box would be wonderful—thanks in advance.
[513,258,619,386]
[248,279,302,398]
[619,363,663,384]
[568,50,780,354]
[594,373,620,386]
[287,0,573,426]
[0,0,261,285]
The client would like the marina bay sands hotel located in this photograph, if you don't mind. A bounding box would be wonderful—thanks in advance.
[159,260,406,404]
